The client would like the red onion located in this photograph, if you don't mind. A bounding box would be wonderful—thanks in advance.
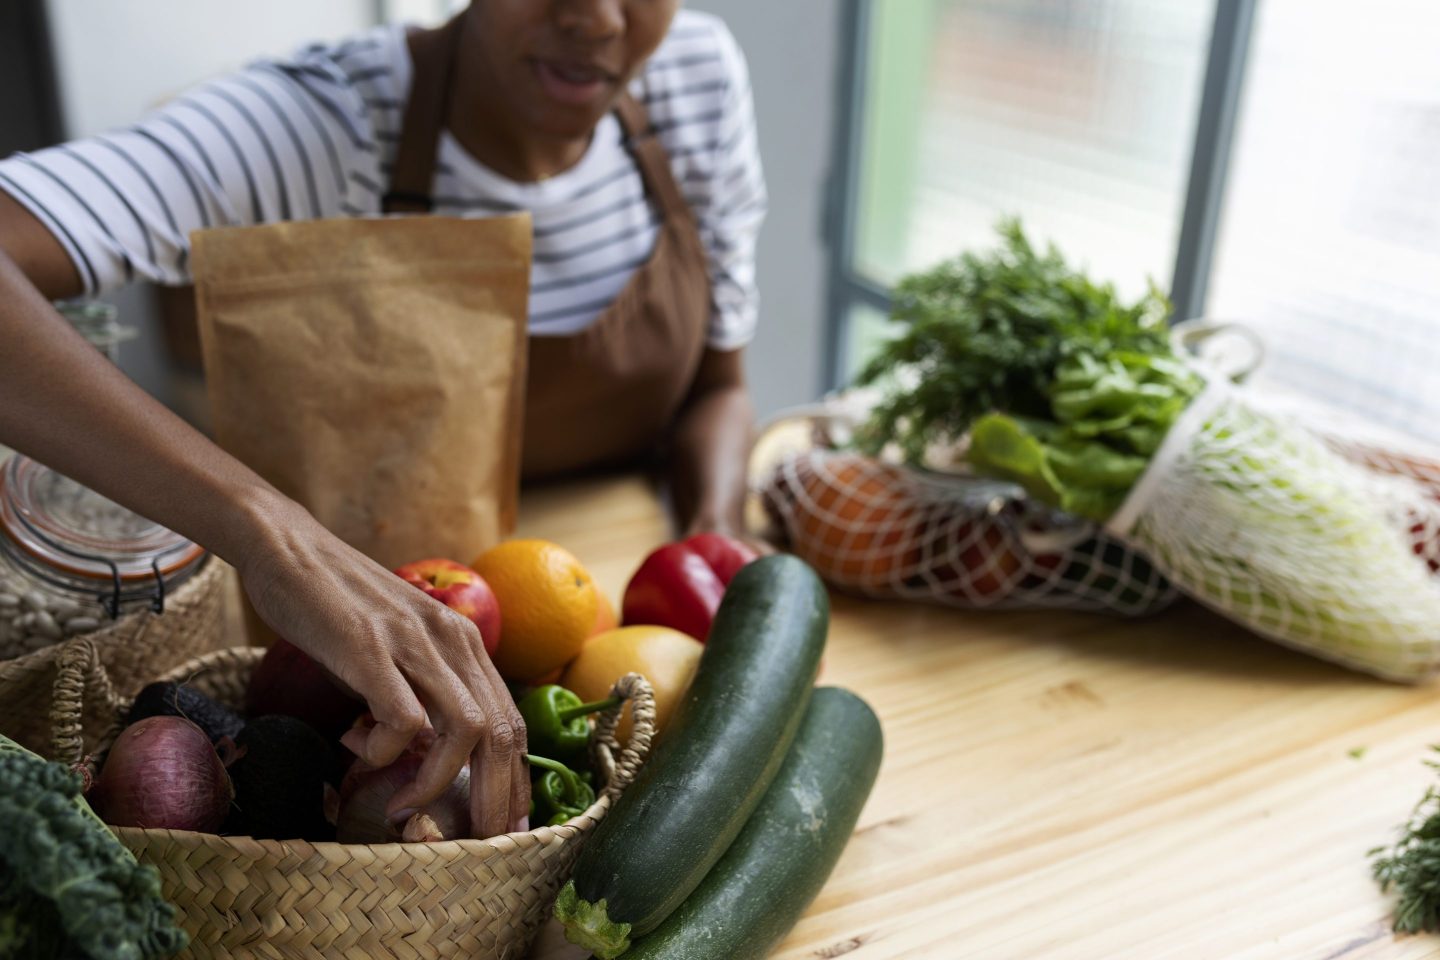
[245,638,365,739]
[335,729,470,844]
[90,717,235,832]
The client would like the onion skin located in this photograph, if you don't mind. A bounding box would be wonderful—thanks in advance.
[335,734,471,844]
[90,716,235,832]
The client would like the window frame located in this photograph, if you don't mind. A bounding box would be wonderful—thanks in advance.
[823,0,1258,391]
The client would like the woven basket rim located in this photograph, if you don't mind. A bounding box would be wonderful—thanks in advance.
[105,643,650,856]
[110,793,611,852]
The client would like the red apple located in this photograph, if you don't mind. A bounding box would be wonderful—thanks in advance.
[394,558,502,657]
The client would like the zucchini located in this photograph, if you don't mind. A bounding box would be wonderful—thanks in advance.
[555,554,828,957]
[624,686,883,959]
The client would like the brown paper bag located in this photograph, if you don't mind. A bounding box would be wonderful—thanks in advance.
[192,215,531,572]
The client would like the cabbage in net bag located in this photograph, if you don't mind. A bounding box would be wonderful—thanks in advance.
[1103,380,1440,680]
[853,220,1440,680]
[1247,390,1440,578]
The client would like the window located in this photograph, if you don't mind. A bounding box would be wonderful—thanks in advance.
[831,0,1221,381]
[831,0,1440,443]
[1206,0,1440,442]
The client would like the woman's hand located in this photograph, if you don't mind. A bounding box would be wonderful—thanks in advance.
[670,348,759,541]
[233,493,529,838]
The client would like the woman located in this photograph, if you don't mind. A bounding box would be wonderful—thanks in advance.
[0,0,765,832]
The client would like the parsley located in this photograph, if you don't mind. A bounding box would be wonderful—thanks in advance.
[1371,748,1440,933]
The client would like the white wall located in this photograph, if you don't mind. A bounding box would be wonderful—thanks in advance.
[693,0,842,416]
[47,0,376,138]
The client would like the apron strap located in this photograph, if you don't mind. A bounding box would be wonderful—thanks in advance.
[613,94,694,224]
[385,18,692,227]
[383,16,464,214]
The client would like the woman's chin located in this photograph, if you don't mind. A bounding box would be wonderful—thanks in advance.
[528,107,612,145]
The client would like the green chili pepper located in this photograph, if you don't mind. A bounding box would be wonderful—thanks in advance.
[518,685,621,764]
[526,754,596,826]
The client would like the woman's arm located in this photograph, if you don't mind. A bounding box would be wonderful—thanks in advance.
[668,347,756,539]
[0,194,527,832]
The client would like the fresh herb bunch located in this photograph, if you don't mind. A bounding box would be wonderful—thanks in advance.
[855,219,1202,521]
[1371,750,1440,933]
[0,734,187,960]
[856,218,1173,459]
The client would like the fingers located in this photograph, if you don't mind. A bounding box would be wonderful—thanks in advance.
[471,709,523,839]
[509,745,531,834]
[432,608,529,836]
[388,607,527,838]
[463,639,531,835]
[386,656,482,818]
[339,670,426,769]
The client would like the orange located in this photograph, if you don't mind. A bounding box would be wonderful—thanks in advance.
[789,453,920,586]
[471,539,599,682]
[562,625,703,742]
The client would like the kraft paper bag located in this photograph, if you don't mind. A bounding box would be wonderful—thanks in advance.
[192,215,531,573]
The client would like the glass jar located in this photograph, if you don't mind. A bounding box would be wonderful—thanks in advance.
[0,455,207,659]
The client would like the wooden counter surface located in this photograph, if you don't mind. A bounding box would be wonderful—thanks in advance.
[514,473,1440,960]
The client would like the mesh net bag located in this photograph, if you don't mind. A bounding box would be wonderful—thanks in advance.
[755,415,1176,616]
[1106,379,1440,681]
[1176,319,1440,579]
[1277,402,1440,578]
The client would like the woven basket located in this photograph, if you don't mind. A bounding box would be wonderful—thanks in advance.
[0,556,225,755]
[51,641,655,960]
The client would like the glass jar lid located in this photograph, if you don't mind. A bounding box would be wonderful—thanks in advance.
[0,455,205,582]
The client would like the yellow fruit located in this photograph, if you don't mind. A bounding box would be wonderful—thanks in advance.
[471,539,599,682]
[562,625,703,742]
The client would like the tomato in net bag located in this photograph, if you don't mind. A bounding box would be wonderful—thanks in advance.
[758,446,1176,616]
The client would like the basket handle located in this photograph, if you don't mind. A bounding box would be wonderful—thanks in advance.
[588,672,656,801]
[50,634,129,765]
[1170,318,1266,383]
[751,402,866,465]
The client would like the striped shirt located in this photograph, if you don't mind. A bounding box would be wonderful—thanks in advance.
[0,11,766,348]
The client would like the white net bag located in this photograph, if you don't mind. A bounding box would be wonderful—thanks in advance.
[1265,399,1440,579]
[1177,318,1440,581]
[754,414,1176,616]
[1322,439,1440,579]
[1106,378,1440,681]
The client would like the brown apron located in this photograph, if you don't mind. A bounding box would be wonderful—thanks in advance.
[385,20,712,480]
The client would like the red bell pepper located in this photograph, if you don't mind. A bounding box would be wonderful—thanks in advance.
[621,533,759,641]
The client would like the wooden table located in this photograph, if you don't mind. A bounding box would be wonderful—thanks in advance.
[514,473,1440,960]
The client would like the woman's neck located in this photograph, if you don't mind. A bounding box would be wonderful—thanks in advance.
[444,16,593,183]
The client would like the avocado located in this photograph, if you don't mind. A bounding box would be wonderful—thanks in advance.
[127,682,244,744]
[223,715,336,842]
